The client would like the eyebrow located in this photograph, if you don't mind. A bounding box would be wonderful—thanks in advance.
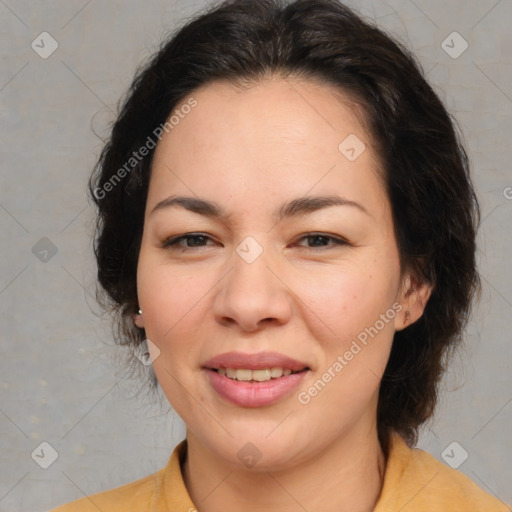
[150,194,370,221]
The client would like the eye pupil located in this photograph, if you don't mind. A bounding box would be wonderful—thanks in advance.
[309,235,327,246]
[188,235,206,246]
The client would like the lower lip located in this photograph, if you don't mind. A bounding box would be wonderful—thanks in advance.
[203,369,309,407]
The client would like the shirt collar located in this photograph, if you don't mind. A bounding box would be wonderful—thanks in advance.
[162,433,411,511]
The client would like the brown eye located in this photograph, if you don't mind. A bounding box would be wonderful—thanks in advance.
[161,233,216,251]
[296,233,348,250]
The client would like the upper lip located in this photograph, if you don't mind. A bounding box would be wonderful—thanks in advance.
[202,351,310,372]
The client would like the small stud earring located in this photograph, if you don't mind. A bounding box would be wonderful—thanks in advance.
[137,308,142,315]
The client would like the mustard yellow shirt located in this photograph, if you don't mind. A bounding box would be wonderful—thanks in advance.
[50,433,510,511]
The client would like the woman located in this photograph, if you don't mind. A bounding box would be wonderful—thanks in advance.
[51,0,510,510]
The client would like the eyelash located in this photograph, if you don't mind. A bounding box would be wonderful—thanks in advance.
[160,232,349,252]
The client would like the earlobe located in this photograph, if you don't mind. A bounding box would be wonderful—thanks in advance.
[134,308,145,329]
[395,299,413,332]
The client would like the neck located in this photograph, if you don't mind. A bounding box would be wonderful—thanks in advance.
[182,421,386,512]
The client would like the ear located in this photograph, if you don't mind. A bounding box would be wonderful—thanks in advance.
[394,272,433,331]
[134,309,145,329]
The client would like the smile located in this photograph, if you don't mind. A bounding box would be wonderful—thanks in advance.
[203,367,310,407]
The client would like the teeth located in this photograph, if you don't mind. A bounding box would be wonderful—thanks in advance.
[236,369,253,381]
[252,369,271,381]
[270,367,283,378]
[216,367,302,381]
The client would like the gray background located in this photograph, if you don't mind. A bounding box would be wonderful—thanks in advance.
[1,1,511,511]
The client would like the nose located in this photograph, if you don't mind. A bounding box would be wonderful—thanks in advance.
[212,245,293,332]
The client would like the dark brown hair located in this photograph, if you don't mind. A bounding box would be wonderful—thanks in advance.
[89,0,481,451]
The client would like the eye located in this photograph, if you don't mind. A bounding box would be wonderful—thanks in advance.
[294,233,348,251]
[159,232,349,253]
[160,233,216,251]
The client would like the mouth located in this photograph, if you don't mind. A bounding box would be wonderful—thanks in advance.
[201,352,311,407]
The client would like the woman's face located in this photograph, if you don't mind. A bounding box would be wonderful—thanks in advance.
[135,76,412,470]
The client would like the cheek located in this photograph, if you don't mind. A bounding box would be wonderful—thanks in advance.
[295,268,397,419]
[291,260,399,402]
[137,254,207,336]
[137,264,209,412]
[291,263,395,340]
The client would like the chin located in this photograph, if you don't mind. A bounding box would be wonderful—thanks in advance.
[199,426,314,472]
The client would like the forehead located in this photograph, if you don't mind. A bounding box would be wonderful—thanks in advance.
[148,76,387,220]
[160,75,374,153]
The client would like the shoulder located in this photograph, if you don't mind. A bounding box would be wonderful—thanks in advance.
[49,439,192,512]
[48,468,164,512]
[375,433,510,512]
[406,447,509,511]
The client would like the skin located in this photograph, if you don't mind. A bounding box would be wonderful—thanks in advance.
[134,75,432,512]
